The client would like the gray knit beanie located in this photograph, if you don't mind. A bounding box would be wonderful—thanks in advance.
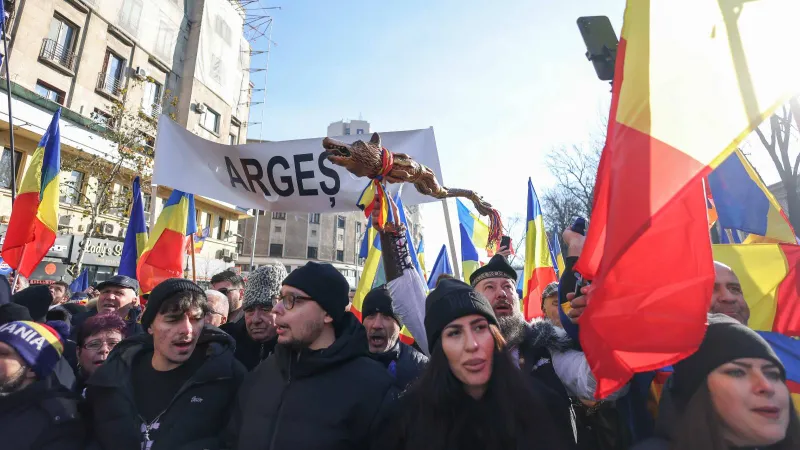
[244,264,288,310]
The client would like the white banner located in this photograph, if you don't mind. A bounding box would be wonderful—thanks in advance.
[152,117,443,212]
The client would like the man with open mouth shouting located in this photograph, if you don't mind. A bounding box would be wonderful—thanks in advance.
[85,278,246,450]
[362,285,427,390]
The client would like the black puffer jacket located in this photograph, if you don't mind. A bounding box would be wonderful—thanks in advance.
[227,314,396,450]
[0,376,85,449]
[84,325,246,450]
[221,317,277,371]
[369,340,428,390]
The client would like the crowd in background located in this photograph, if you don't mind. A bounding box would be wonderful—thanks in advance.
[0,217,797,450]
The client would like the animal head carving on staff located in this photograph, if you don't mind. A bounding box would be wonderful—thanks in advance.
[322,132,504,249]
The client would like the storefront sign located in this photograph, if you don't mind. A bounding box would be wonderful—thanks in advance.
[46,235,73,259]
[70,236,124,267]
[29,261,69,284]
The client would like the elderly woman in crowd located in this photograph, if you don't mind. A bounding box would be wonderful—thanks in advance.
[74,313,126,394]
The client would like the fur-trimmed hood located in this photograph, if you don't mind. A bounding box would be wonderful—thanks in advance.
[517,317,576,353]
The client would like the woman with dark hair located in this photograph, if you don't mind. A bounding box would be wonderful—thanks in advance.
[74,313,126,393]
[634,318,800,450]
[384,278,573,450]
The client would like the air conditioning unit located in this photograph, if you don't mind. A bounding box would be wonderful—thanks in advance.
[58,216,71,227]
[97,222,114,236]
[195,103,207,114]
[77,224,85,232]
[134,67,149,80]
[230,252,238,261]
[221,249,232,258]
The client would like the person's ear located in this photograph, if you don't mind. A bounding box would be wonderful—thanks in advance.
[323,313,333,325]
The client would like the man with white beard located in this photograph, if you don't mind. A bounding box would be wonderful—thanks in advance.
[470,254,629,404]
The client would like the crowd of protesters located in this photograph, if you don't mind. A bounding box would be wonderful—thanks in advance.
[0,217,797,450]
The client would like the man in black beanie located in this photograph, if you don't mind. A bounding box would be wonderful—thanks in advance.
[227,262,396,450]
[362,285,428,390]
[86,278,245,449]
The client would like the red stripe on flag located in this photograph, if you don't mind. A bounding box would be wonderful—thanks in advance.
[137,229,188,293]
[524,267,557,319]
[1,192,57,277]
[399,334,415,345]
[788,379,800,394]
[580,120,715,398]
[773,244,800,336]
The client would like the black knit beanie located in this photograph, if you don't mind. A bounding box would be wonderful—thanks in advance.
[424,278,498,349]
[282,262,349,325]
[362,286,400,324]
[0,303,33,324]
[672,319,786,409]
[12,285,52,322]
[141,278,206,330]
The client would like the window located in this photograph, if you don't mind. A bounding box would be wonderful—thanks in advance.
[141,80,162,119]
[337,216,346,229]
[135,132,155,155]
[216,216,225,239]
[204,212,212,229]
[307,246,318,259]
[143,193,152,213]
[99,50,125,97]
[309,213,320,224]
[201,106,220,134]
[229,122,240,145]
[60,170,84,205]
[229,133,237,145]
[0,148,22,190]
[355,222,362,234]
[44,15,78,69]
[274,226,282,233]
[336,250,344,262]
[35,81,65,104]
[215,16,232,45]
[93,108,114,129]
[356,129,364,135]
[344,126,350,135]
[155,21,175,59]
[119,0,143,33]
[210,54,222,84]
[311,230,317,237]
[272,212,286,220]
[269,243,283,257]
[358,257,366,265]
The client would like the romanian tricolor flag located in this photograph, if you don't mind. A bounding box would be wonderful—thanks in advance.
[459,224,480,283]
[456,199,490,252]
[186,226,210,254]
[575,0,800,398]
[758,332,800,410]
[2,109,61,278]
[708,149,795,243]
[550,229,565,278]
[118,177,148,279]
[522,178,556,320]
[713,244,800,336]
[417,238,427,281]
[136,190,196,294]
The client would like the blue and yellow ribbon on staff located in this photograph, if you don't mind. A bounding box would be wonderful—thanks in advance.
[356,148,400,228]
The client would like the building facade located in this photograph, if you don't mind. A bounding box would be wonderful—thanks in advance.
[236,119,424,288]
[0,0,253,285]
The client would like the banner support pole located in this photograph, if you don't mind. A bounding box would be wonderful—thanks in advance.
[190,234,196,283]
[441,199,461,280]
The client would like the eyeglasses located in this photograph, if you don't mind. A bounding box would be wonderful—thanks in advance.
[217,288,231,295]
[83,339,121,351]
[272,293,313,310]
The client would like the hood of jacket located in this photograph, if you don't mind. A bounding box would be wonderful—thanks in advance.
[274,313,369,379]
[86,324,236,389]
[510,317,576,353]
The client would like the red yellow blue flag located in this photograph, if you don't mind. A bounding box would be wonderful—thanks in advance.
[2,109,61,277]
[522,178,556,320]
[118,176,148,279]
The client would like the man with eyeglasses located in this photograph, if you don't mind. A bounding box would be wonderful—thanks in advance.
[223,264,285,371]
[204,290,230,327]
[211,270,246,325]
[74,312,127,394]
[227,262,396,450]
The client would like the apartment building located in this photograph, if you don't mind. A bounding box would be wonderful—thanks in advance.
[0,0,253,284]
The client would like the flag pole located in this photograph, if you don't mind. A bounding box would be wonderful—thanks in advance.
[190,233,197,283]
[441,199,461,279]
[2,13,18,205]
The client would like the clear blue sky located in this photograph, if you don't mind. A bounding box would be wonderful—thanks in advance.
[244,1,628,267]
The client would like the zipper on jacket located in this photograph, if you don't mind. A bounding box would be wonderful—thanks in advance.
[260,343,265,361]
[266,351,297,449]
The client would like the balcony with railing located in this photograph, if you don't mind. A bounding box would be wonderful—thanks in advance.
[96,72,124,99]
[140,102,162,122]
[38,39,76,74]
